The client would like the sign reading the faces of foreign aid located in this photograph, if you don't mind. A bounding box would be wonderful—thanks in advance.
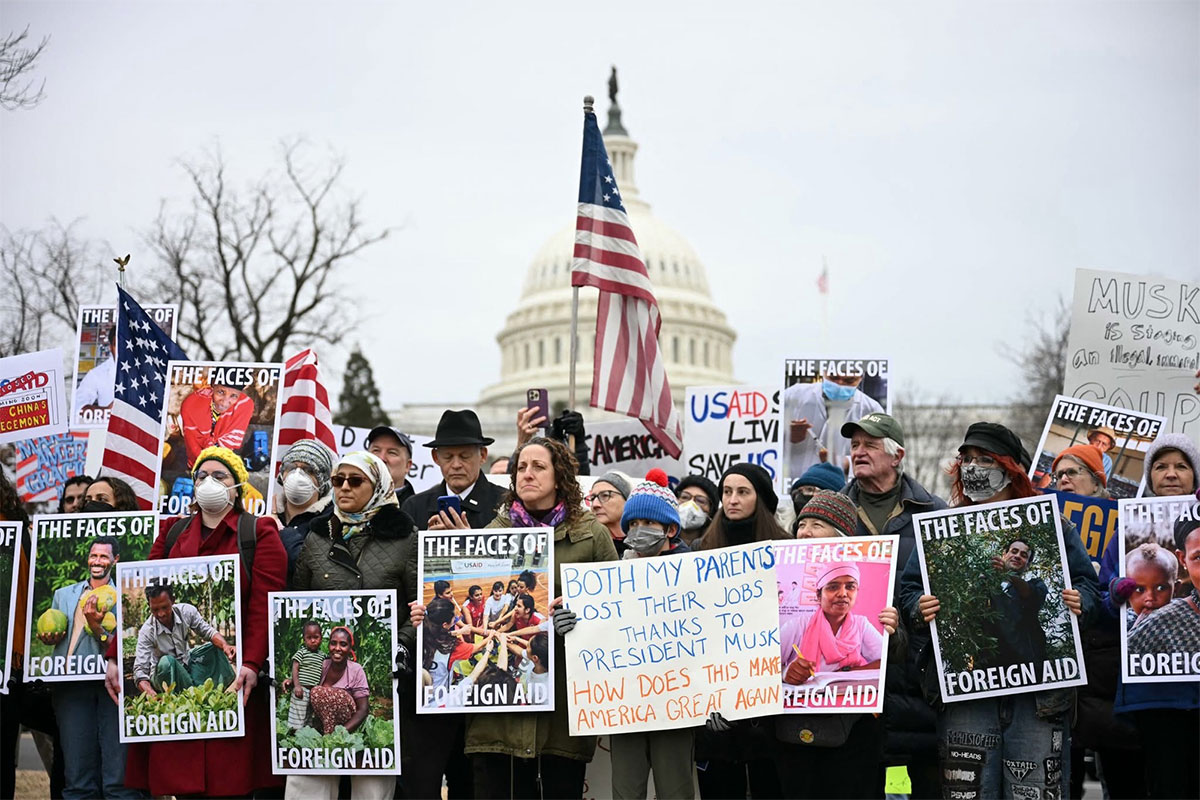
[683,386,779,484]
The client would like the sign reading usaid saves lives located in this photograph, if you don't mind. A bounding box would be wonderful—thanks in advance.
[683,386,779,483]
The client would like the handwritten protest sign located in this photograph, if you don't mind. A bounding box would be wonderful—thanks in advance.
[24,511,156,681]
[585,420,684,485]
[913,495,1087,702]
[331,426,439,491]
[1047,490,1119,566]
[1063,268,1199,445]
[417,528,555,713]
[1117,497,1200,683]
[269,590,401,774]
[116,554,244,742]
[1030,395,1165,499]
[775,535,899,713]
[156,361,283,516]
[780,358,890,493]
[13,431,89,504]
[564,541,781,736]
[71,304,178,429]
[683,386,779,483]
[0,522,19,694]
[0,348,68,445]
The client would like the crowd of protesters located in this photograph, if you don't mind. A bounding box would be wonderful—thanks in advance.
[1,399,1198,800]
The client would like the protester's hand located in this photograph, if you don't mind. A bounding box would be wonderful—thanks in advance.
[1109,577,1136,606]
[1062,588,1082,617]
[552,606,578,637]
[918,595,940,623]
[990,555,1007,573]
[435,507,471,530]
[551,410,585,442]
[706,712,733,732]
[409,601,426,627]
[37,631,66,646]
[784,655,816,685]
[790,418,812,443]
[105,658,122,704]
[878,606,899,635]
[516,407,546,448]
[137,679,157,700]
[228,666,257,706]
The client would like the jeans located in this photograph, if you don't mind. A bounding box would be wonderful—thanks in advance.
[936,694,1070,800]
[52,681,139,799]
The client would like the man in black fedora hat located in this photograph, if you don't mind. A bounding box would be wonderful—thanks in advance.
[401,409,505,531]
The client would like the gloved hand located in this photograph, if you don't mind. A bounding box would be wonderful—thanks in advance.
[551,410,585,441]
[552,606,578,636]
[394,644,412,678]
[1109,577,1136,606]
[706,712,733,732]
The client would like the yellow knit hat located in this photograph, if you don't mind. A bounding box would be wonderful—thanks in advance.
[192,446,250,502]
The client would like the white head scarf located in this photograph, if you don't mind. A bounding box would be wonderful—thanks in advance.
[333,451,398,538]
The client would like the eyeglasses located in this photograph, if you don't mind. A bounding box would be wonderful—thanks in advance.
[585,490,620,504]
[195,470,231,482]
[1053,467,1083,481]
[960,455,997,467]
[678,491,711,509]
[331,475,368,488]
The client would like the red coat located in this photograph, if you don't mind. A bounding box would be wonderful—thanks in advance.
[115,510,287,796]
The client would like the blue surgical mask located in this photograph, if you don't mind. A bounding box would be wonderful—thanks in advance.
[822,379,857,402]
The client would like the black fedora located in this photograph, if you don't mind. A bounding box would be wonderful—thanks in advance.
[424,409,494,448]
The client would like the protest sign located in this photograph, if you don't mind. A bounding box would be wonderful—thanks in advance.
[156,361,283,517]
[779,357,890,493]
[1030,394,1165,499]
[1047,490,1119,566]
[417,528,555,713]
[1117,497,1200,683]
[0,348,69,445]
[116,553,244,742]
[23,511,156,681]
[913,495,1087,702]
[268,590,401,774]
[13,431,89,504]
[1063,268,1200,445]
[585,420,684,486]
[70,304,178,429]
[775,535,899,713]
[0,522,19,694]
[683,386,779,484]
[564,541,781,736]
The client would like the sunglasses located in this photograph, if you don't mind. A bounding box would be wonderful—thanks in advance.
[331,474,368,488]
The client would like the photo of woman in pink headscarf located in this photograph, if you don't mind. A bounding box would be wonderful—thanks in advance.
[779,561,897,685]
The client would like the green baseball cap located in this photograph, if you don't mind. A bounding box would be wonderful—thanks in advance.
[840,412,904,446]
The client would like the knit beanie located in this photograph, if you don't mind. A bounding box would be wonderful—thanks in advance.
[1144,433,1200,496]
[795,489,857,537]
[1052,444,1106,487]
[281,439,334,496]
[620,469,680,533]
[192,446,250,503]
[675,474,718,510]
[595,471,632,499]
[719,463,778,514]
[791,462,846,493]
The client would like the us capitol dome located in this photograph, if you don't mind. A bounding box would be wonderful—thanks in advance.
[476,86,738,415]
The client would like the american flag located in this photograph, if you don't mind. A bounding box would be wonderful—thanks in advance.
[100,285,188,510]
[817,263,829,295]
[277,348,337,452]
[571,106,682,458]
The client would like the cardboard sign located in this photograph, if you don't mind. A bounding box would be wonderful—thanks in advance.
[155,361,284,517]
[23,511,157,681]
[775,535,899,713]
[0,348,69,444]
[564,541,782,736]
[1117,497,1200,683]
[1063,268,1200,444]
[1029,395,1165,499]
[116,554,245,742]
[13,431,89,504]
[585,420,684,486]
[1047,490,1120,566]
[0,522,19,694]
[70,304,178,429]
[268,590,401,774]
[417,528,555,713]
[913,496,1087,702]
[329,425,440,492]
[779,357,890,493]
[683,386,780,484]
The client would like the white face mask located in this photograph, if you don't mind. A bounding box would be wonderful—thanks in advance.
[961,464,1010,503]
[194,476,235,513]
[283,470,317,505]
[677,501,709,531]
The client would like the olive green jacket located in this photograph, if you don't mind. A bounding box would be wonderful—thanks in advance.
[464,508,619,761]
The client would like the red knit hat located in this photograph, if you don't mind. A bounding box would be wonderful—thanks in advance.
[1052,444,1107,487]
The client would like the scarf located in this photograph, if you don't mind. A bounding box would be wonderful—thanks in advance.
[508,498,568,529]
[333,451,398,539]
[799,610,867,672]
[724,514,756,545]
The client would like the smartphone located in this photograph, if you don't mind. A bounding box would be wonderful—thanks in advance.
[437,495,462,515]
[526,388,550,433]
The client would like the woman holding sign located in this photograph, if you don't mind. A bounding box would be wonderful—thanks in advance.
[103,446,288,797]
[899,423,1098,800]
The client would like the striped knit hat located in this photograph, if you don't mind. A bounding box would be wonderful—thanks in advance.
[795,489,857,537]
[281,439,334,496]
[620,469,680,533]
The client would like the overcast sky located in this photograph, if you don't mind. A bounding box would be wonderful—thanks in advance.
[3,1,1197,410]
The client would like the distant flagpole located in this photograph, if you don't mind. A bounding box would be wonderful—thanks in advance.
[568,95,594,413]
[818,255,829,350]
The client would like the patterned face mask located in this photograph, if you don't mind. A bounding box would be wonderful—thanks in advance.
[961,463,1010,502]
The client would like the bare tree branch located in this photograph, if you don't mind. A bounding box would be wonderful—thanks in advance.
[1,26,49,111]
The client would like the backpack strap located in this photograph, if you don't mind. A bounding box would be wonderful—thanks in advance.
[163,515,194,558]
[237,513,258,578]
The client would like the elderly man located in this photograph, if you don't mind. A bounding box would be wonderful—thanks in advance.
[367,425,417,505]
[403,410,505,530]
[838,412,947,799]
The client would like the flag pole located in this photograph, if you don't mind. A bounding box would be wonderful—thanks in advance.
[569,95,594,412]
[820,255,829,350]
